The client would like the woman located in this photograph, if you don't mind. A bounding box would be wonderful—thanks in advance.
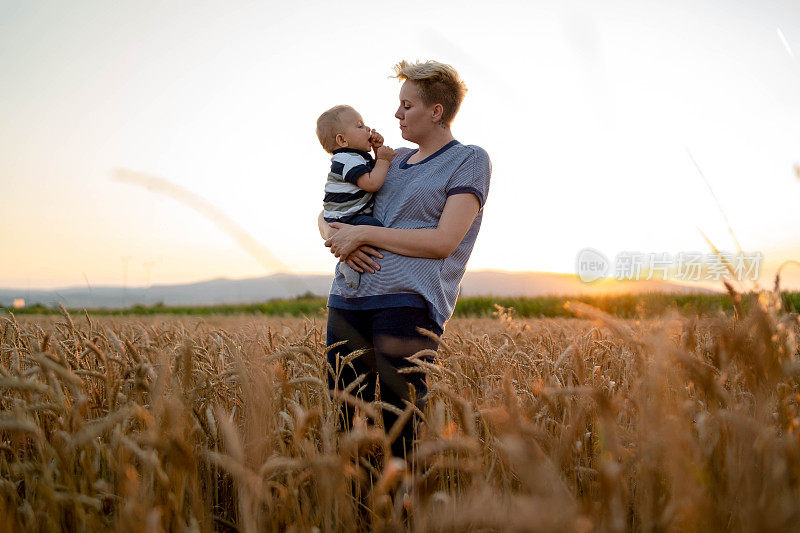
[319,60,491,460]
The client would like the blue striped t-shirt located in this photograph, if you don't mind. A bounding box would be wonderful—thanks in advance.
[327,140,491,328]
[323,148,376,221]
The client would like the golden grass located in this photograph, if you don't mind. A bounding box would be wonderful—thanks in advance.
[1,291,799,531]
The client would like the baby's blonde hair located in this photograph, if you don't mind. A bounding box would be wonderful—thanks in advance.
[316,105,355,153]
[393,60,467,126]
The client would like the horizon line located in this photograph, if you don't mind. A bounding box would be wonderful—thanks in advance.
[0,268,606,292]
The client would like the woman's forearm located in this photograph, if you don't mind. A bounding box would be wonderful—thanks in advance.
[358,225,452,259]
[326,193,480,261]
[318,212,332,240]
[357,193,480,259]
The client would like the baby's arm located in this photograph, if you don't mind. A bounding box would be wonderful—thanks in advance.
[355,145,396,192]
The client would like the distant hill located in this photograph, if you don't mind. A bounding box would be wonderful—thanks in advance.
[458,271,717,297]
[0,270,719,310]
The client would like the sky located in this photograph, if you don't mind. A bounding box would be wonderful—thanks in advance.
[2,0,800,291]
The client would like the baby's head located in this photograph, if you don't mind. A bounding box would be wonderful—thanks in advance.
[316,105,372,154]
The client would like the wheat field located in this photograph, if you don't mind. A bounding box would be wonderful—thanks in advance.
[1,290,799,531]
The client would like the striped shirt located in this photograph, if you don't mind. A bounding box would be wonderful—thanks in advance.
[328,140,491,328]
[323,148,376,221]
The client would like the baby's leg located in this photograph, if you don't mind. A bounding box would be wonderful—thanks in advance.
[345,215,383,228]
[339,215,383,290]
[340,262,361,290]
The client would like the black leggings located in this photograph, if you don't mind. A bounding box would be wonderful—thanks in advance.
[326,306,442,460]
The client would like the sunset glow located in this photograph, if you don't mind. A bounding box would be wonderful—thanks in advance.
[2,1,799,290]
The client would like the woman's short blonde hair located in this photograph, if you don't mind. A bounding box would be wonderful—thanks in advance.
[393,60,467,126]
[316,105,355,153]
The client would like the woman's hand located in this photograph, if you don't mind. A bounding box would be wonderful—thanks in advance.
[322,217,382,273]
[325,222,383,273]
[344,246,383,273]
[326,224,383,273]
[325,222,367,258]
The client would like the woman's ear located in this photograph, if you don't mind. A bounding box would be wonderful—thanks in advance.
[431,103,444,124]
[335,133,348,148]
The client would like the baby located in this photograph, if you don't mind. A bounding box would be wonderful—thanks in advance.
[316,105,396,289]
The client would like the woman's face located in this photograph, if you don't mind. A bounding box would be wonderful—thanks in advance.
[395,80,436,143]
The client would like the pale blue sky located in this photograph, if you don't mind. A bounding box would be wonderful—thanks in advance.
[2,0,800,289]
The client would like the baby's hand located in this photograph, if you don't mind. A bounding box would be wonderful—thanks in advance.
[369,130,384,150]
[376,145,396,162]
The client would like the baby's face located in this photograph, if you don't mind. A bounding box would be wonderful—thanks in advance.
[338,110,372,152]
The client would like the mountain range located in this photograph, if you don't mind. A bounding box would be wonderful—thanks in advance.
[0,271,719,309]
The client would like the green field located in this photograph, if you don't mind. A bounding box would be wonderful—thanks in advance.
[4,291,799,318]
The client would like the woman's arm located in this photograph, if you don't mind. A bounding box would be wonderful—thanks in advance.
[318,211,332,240]
[325,193,481,260]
